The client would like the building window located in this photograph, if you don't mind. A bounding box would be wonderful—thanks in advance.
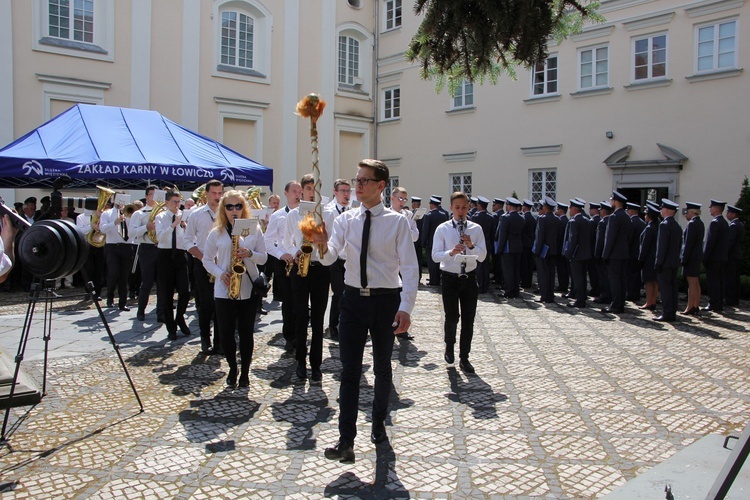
[385,0,402,31]
[339,35,360,85]
[221,11,254,69]
[452,80,474,108]
[531,55,558,96]
[382,87,400,120]
[337,25,372,94]
[451,173,472,196]
[384,177,399,207]
[49,0,94,43]
[579,45,608,90]
[530,169,557,203]
[633,33,667,81]
[696,20,737,73]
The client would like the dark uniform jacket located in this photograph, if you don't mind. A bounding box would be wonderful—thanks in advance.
[703,215,729,264]
[656,216,682,269]
[534,212,559,257]
[564,213,592,261]
[595,216,609,259]
[471,210,496,253]
[603,208,632,261]
[522,211,536,249]
[496,211,525,254]
[728,218,745,260]
[680,216,704,273]
[589,214,601,256]
[629,216,647,260]
[638,220,659,281]
[420,207,449,250]
[557,215,569,254]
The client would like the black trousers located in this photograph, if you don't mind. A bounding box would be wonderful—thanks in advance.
[414,241,423,278]
[607,259,627,310]
[338,288,400,445]
[193,258,220,351]
[476,260,490,293]
[588,259,600,296]
[494,251,504,285]
[215,295,259,370]
[705,260,725,310]
[724,259,741,306]
[556,255,569,291]
[273,258,295,343]
[501,252,521,297]
[105,243,133,307]
[137,244,163,318]
[520,248,533,287]
[291,263,330,370]
[441,271,479,359]
[657,267,679,318]
[328,258,346,332]
[536,255,556,302]
[426,247,441,285]
[157,249,189,335]
[596,260,611,301]
[128,246,140,298]
[626,259,642,301]
[84,245,105,296]
[570,260,588,306]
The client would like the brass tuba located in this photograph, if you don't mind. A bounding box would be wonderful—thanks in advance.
[146,186,179,244]
[87,185,115,248]
[245,186,267,233]
[192,184,207,206]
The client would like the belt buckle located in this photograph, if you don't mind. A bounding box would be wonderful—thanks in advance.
[360,288,371,297]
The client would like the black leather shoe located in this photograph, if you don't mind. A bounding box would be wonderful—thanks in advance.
[285,341,296,353]
[639,304,657,311]
[311,369,322,382]
[444,349,454,365]
[226,367,238,387]
[177,320,191,336]
[396,332,414,340]
[296,364,307,380]
[701,306,723,313]
[119,305,131,312]
[653,315,675,322]
[371,420,387,444]
[167,331,177,341]
[136,312,145,321]
[459,359,476,374]
[238,372,250,388]
[156,316,165,323]
[682,307,699,316]
[324,440,355,463]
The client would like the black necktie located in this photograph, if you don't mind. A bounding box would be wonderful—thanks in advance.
[360,210,371,288]
[171,214,177,250]
[121,220,128,241]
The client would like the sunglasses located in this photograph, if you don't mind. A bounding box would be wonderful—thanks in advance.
[224,203,243,211]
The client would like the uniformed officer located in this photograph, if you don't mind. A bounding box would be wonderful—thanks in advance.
[533,197,559,304]
[602,191,632,313]
[724,205,745,307]
[490,198,503,286]
[564,198,592,308]
[626,202,646,303]
[654,199,682,322]
[594,202,613,305]
[520,199,536,289]
[468,197,478,218]
[421,195,450,286]
[495,197,524,298]
[702,199,729,312]
[587,202,601,297]
[412,196,423,277]
[470,196,495,293]
[638,202,661,311]
[555,202,570,295]
[680,202,704,316]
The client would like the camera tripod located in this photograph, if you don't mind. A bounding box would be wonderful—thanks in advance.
[1,277,144,442]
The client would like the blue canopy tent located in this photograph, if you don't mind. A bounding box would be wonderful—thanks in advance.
[0,104,273,190]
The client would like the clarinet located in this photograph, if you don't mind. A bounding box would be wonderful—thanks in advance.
[458,217,468,280]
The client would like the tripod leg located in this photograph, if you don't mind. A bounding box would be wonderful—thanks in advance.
[85,279,144,412]
[40,279,56,396]
[1,280,42,442]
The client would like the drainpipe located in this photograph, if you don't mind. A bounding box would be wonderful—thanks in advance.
[373,0,380,158]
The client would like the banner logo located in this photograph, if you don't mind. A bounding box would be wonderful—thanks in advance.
[220,168,236,183]
[22,160,44,176]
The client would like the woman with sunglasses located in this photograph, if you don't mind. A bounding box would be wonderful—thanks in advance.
[202,191,267,387]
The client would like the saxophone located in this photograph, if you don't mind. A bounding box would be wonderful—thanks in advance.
[228,232,246,300]
[297,237,313,277]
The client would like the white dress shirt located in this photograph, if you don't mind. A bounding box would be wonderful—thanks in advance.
[264,206,291,260]
[282,207,335,263]
[202,227,267,300]
[129,205,156,245]
[400,208,420,242]
[0,238,11,278]
[432,218,487,274]
[183,204,218,254]
[76,212,92,236]
[99,207,131,244]
[319,202,419,315]
[155,209,187,250]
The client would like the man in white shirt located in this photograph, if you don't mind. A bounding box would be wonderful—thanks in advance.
[0,214,18,284]
[432,192,487,374]
[156,190,191,341]
[100,199,134,310]
[129,185,166,323]
[325,179,352,342]
[76,209,104,298]
[264,180,301,353]
[282,174,336,381]
[184,180,224,354]
[390,186,420,341]
[316,159,418,464]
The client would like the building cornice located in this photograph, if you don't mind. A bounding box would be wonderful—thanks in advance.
[36,74,111,89]
[521,145,563,157]
[604,144,687,170]
[685,0,745,18]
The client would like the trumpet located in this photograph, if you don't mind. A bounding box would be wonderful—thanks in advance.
[121,204,137,218]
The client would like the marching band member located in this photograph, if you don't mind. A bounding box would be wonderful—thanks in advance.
[100,196,134,310]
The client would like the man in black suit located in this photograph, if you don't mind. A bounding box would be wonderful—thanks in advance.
[564,199,592,308]
[702,199,730,312]
[602,191,632,313]
[555,203,570,295]
[626,202,647,303]
[421,195,449,286]
[594,202,612,304]
[496,197,525,298]
[471,196,495,293]
[724,205,745,306]
[490,198,503,285]
[587,202,601,297]
[412,196,423,277]
[533,197,559,304]
[520,199,536,288]
[654,199,682,322]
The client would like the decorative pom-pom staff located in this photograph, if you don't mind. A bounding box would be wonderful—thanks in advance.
[296,93,327,257]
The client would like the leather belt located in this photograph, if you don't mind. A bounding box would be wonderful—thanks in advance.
[442,270,476,277]
[345,285,400,297]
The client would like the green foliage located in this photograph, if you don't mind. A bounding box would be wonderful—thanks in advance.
[512,190,518,199]
[735,175,750,276]
[406,0,604,94]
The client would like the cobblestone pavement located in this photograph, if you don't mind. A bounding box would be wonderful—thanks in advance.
[0,285,748,498]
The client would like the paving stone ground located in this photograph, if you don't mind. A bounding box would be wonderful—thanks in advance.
[0,284,748,498]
